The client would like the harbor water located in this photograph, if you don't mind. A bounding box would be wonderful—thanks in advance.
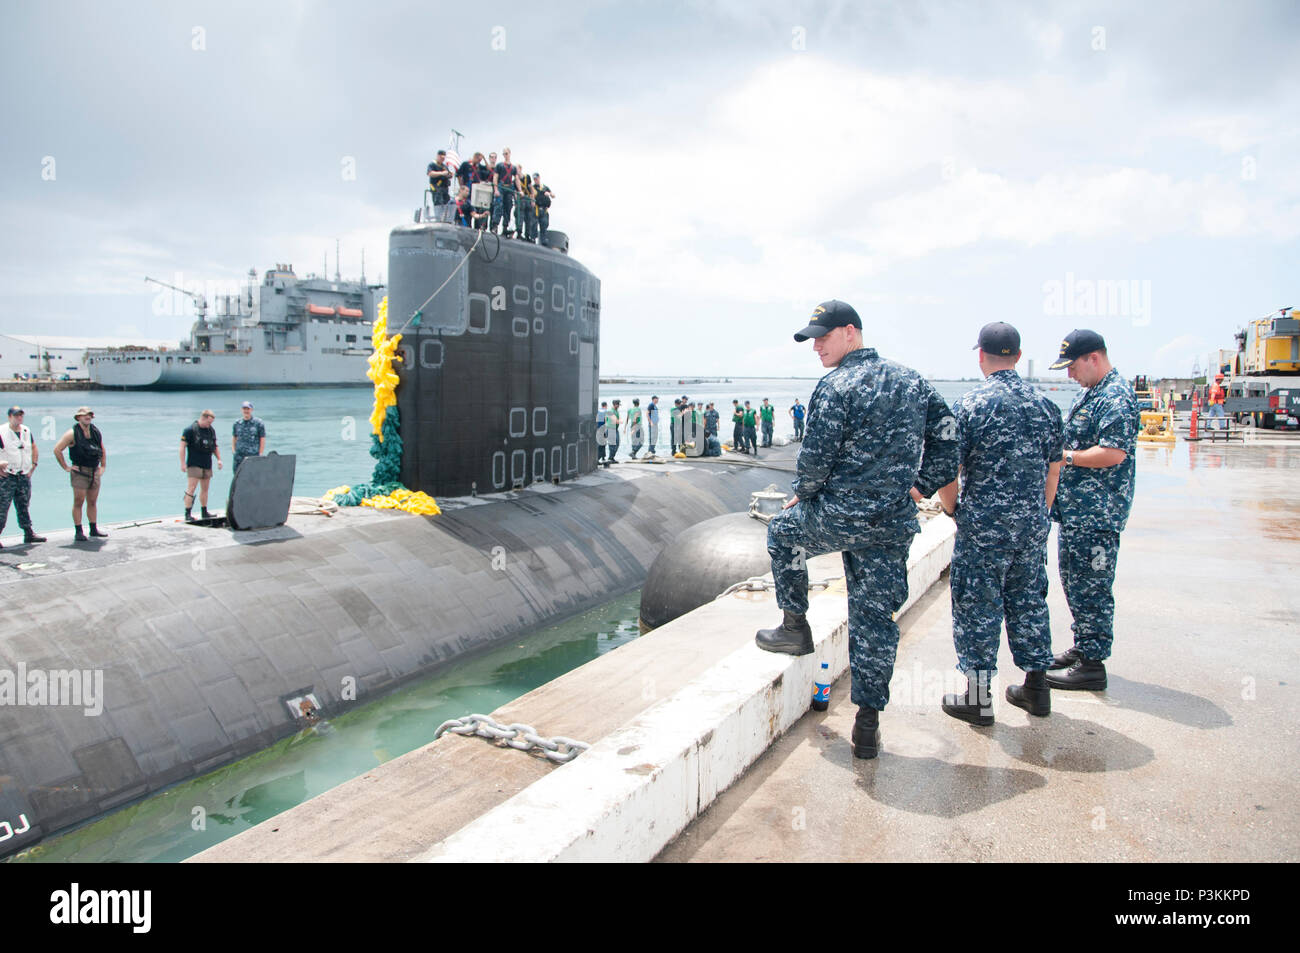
[0,378,1079,540]
[8,591,643,863]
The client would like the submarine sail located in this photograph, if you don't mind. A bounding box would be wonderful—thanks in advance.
[388,224,600,498]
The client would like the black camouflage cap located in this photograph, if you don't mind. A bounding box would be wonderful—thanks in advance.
[1049,329,1107,369]
[974,322,1021,356]
[794,300,861,342]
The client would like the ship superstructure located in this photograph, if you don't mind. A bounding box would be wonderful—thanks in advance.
[87,264,384,388]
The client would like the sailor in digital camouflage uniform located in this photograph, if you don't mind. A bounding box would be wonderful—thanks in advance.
[935,323,1063,725]
[755,300,959,760]
[1044,329,1139,691]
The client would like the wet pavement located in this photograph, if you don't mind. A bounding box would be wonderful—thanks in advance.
[659,437,1300,862]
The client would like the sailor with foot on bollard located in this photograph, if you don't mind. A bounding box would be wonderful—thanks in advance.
[754,300,959,759]
[931,322,1064,727]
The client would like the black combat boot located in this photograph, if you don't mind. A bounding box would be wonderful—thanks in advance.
[942,672,995,726]
[201,507,212,520]
[851,706,880,759]
[1006,670,1050,716]
[1048,646,1080,670]
[23,529,46,543]
[74,525,88,542]
[754,610,813,656]
[89,523,108,538]
[1045,658,1107,691]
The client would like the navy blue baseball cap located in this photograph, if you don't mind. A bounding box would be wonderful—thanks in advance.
[1049,329,1107,369]
[974,322,1021,356]
[794,300,862,342]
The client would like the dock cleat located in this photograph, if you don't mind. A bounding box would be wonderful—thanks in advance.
[1045,658,1107,691]
[754,610,813,656]
[1005,670,1051,716]
[851,706,880,759]
[1048,646,1081,670]
[942,674,995,726]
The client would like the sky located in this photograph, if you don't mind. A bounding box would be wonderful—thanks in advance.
[1,0,1297,379]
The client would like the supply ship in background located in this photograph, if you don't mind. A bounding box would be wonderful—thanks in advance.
[87,264,384,389]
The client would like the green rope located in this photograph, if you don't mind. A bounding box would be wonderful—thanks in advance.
[333,405,405,506]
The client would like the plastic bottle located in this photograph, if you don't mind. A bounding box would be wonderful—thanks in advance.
[812,661,831,712]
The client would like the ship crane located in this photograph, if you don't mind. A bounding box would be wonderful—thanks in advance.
[144,275,208,322]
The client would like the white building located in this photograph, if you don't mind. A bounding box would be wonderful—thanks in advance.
[0,334,171,381]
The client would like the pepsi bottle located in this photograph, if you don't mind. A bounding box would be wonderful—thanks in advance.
[812,661,831,712]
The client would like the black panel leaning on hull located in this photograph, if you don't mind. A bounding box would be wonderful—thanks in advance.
[389,224,601,499]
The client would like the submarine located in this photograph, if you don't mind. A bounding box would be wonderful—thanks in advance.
[0,207,798,858]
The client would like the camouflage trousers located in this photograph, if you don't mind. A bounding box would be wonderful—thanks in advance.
[491,192,514,233]
[768,501,911,711]
[0,473,34,534]
[1057,525,1121,660]
[950,528,1053,677]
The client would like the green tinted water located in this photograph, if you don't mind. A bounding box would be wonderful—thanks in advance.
[9,591,642,864]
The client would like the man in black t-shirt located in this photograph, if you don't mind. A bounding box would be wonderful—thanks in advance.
[492,147,518,236]
[180,409,222,522]
[426,149,451,206]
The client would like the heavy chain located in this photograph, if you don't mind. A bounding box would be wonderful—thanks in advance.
[718,577,834,598]
[434,713,590,764]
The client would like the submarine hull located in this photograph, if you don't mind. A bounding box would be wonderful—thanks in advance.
[0,456,792,856]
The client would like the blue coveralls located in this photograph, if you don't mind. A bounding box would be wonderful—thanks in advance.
[766,348,959,711]
[1051,368,1138,661]
[949,369,1064,679]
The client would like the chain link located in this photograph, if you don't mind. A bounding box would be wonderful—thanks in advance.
[434,713,590,764]
[717,577,834,598]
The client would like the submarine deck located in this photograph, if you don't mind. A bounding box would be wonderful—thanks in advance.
[0,449,794,585]
[659,436,1300,862]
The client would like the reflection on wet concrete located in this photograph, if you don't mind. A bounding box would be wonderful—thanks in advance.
[850,755,1047,819]
[992,713,1155,772]
[1103,675,1233,729]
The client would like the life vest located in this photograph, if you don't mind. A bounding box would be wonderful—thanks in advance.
[70,423,103,468]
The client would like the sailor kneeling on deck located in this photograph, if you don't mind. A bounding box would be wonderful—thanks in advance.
[754,300,959,760]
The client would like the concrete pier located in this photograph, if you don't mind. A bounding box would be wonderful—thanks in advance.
[660,437,1300,862]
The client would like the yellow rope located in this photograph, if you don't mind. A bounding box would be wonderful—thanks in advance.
[325,297,443,516]
[367,296,402,441]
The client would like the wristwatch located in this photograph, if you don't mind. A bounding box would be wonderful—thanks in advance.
[1065,451,1075,466]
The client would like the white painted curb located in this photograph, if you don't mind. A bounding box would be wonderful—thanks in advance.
[417,515,956,863]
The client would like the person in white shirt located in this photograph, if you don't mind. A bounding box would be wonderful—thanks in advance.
[0,406,46,547]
